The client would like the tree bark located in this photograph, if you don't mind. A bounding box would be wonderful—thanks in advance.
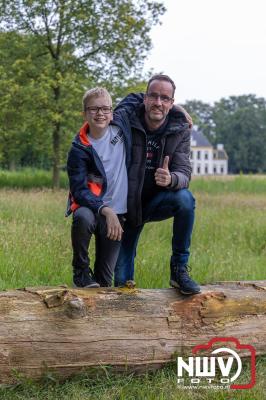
[52,82,61,189]
[52,120,61,189]
[0,281,265,383]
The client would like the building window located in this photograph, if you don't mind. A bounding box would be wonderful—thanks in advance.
[197,166,201,174]
[205,165,208,174]
[213,166,217,174]
[197,151,201,160]
[205,152,208,160]
[221,167,224,174]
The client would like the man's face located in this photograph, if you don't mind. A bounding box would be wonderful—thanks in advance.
[144,80,174,127]
[84,95,113,133]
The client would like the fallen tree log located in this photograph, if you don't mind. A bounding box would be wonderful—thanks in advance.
[0,280,265,383]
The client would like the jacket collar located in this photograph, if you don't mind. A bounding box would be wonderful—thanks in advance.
[78,121,122,146]
[79,122,91,146]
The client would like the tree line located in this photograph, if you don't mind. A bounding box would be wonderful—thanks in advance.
[0,1,265,187]
[183,97,266,174]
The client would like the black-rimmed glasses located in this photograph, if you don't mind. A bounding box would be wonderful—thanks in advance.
[86,106,112,114]
[146,93,173,104]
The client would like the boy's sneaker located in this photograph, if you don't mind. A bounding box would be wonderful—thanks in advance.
[170,264,201,295]
[73,267,100,288]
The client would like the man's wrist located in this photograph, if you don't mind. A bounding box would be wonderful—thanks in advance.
[168,173,178,188]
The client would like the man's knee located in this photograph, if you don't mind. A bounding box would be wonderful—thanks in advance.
[172,189,195,212]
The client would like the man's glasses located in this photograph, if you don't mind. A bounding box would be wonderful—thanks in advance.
[86,106,112,115]
[146,93,173,104]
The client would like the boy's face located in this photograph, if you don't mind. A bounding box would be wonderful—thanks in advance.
[84,95,113,133]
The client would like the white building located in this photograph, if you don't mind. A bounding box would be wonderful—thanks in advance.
[190,129,228,176]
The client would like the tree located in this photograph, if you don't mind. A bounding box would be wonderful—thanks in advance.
[212,95,266,173]
[0,31,52,169]
[182,96,266,173]
[0,0,165,186]
[182,100,215,141]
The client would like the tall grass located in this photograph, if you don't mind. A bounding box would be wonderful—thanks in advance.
[0,190,265,291]
[1,169,266,193]
[0,360,265,400]
[0,179,265,399]
[190,174,266,194]
[0,168,68,189]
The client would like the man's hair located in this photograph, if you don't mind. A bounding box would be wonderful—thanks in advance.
[82,87,112,111]
[146,74,176,97]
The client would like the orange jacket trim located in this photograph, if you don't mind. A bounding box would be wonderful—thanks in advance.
[88,182,102,197]
[79,121,91,146]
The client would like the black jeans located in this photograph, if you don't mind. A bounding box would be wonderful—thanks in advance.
[71,207,124,287]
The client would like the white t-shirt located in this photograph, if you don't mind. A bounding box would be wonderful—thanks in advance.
[88,125,128,214]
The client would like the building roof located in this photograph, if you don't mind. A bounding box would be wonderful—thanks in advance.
[213,149,228,160]
[191,129,212,147]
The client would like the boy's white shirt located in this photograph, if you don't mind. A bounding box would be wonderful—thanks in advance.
[88,125,128,214]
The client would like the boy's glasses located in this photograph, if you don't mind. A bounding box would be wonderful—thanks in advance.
[86,106,112,114]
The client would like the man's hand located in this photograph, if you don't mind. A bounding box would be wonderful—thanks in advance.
[175,105,193,128]
[155,156,172,187]
[101,207,123,241]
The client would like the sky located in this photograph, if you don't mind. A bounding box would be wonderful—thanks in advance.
[144,0,266,104]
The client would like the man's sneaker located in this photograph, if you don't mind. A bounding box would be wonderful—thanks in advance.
[170,264,201,295]
[73,267,100,288]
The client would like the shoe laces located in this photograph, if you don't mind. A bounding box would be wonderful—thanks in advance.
[178,265,192,278]
[172,264,191,273]
[88,267,94,276]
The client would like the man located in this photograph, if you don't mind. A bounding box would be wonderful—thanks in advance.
[114,74,201,295]
[66,87,131,288]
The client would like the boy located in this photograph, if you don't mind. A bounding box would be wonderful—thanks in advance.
[66,88,131,287]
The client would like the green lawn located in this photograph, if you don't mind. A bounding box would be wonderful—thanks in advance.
[0,177,265,399]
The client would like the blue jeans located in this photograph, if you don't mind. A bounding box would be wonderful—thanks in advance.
[114,189,195,286]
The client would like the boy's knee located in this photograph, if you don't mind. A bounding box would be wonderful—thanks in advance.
[73,207,96,230]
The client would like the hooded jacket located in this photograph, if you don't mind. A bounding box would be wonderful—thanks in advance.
[66,109,132,216]
[114,93,192,227]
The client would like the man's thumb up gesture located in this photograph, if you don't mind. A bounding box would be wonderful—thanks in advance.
[162,155,169,170]
[155,155,172,187]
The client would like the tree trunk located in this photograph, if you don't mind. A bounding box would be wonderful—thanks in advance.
[52,121,61,189]
[0,281,265,384]
[8,158,16,171]
[52,82,61,189]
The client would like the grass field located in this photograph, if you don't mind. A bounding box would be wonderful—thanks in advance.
[0,175,265,399]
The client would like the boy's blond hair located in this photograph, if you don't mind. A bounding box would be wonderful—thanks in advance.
[82,87,112,111]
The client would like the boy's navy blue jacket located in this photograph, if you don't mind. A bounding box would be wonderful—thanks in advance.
[66,109,131,216]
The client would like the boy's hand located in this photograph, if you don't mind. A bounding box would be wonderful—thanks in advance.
[101,207,123,241]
